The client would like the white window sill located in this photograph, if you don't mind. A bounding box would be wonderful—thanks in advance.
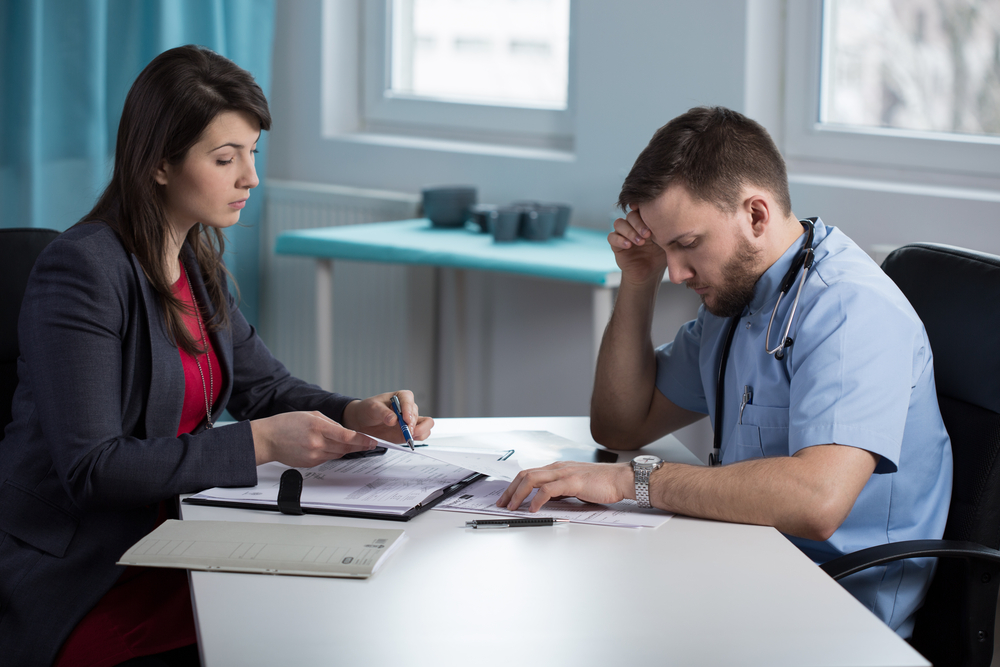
[325,131,576,163]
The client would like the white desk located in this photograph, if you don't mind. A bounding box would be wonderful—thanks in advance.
[181,417,928,667]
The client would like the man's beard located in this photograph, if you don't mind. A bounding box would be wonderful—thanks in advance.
[700,236,762,318]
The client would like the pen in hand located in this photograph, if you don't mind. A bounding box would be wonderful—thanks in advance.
[390,395,415,451]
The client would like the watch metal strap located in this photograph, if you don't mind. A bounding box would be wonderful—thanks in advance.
[634,465,653,508]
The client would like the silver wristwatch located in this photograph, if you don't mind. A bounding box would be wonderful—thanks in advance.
[631,455,663,509]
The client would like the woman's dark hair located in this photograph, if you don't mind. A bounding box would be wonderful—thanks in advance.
[618,106,791,217]
[81,44,271,354]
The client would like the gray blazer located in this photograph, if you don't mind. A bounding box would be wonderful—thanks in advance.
[0,221,354,666]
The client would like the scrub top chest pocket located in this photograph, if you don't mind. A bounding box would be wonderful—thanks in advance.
[732,399,791,462]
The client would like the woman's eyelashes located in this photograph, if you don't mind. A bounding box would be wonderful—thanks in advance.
[217,149,257,166]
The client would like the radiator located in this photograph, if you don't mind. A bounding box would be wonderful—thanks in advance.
[259,180,436,411]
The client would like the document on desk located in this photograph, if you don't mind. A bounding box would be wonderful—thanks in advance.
[433,479,673,529]
[117,520,406,579]
[425,431,612,469]
[381,441,523,481]
[185,446,514,518]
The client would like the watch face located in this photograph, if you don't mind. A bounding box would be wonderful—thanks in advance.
[633,455,661,467]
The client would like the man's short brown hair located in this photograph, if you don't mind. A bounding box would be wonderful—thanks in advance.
[617,106,791,216]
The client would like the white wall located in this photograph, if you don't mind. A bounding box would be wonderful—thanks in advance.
[266,0,1000,461]
[269,0,750,225]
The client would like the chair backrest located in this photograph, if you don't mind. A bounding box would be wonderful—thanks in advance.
[0,228,61,438]
[881,243,1000,667]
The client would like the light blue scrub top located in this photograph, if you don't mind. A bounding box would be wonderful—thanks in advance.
[654,219,952,637]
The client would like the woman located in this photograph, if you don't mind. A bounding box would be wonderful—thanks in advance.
[0,45,432,666]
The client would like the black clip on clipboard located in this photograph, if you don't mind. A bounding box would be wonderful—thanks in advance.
[185,449,514,522]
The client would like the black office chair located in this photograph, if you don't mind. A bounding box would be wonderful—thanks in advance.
[820,243,1000,667]
[0,227,61,439]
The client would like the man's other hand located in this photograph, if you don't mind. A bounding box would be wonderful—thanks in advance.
[609,206,668,286]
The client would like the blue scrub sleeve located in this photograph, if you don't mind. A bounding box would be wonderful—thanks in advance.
[785,282,928,472]
[654,313,710,415]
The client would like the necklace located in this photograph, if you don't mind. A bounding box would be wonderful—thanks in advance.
[182,265,214,429]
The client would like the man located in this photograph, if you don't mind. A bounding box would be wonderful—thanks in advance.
[499,106,952,636]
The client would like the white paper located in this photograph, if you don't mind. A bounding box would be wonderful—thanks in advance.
[427,431,580,451]
[381,441,522,481]
[421,431,620,471]
[433,479,673,529]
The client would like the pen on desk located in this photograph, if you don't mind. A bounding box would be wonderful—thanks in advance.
[390,395,415,451]
[466,518,569,529]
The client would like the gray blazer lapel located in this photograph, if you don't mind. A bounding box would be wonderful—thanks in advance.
[130,254,185,437]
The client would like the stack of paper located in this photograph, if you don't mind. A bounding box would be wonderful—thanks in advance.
[117,520,406,579]
[188,449,484,516]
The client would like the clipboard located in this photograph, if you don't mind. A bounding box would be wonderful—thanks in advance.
[183,449,514,522]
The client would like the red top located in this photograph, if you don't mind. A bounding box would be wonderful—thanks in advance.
[173,264,223,434]
[54,266,222,666]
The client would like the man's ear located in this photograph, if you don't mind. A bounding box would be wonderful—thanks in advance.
[153,160,170,186]
[745,194,770,239]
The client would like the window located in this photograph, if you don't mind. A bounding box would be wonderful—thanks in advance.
[784,0,1000,177]
[362,0,574,151]
[389,0,570,110]
[824,0,1000,138]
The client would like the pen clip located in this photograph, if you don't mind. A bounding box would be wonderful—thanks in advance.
[466,521,508,529]
[390,395,415,450]
[739,385,753,424]
[390,395,405,426]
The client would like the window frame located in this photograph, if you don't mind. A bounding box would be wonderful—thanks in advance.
[360,0,575,150]
[784,0,1000,179]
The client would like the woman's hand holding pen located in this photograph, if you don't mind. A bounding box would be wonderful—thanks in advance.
[250,411,379,467]
[342,390,434,444]
[250,391,433,467]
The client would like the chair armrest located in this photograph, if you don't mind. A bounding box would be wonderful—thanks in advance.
[821,539,1000,580]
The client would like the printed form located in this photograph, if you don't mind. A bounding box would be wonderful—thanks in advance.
[434,479,673,529]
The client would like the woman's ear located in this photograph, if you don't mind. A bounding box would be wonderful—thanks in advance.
[153,160,170,186]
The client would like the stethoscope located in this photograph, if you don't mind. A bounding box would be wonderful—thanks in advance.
[765,218,816,362]
[708,218,816,467]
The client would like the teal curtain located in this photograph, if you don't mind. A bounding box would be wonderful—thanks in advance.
[0,0,275,326]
